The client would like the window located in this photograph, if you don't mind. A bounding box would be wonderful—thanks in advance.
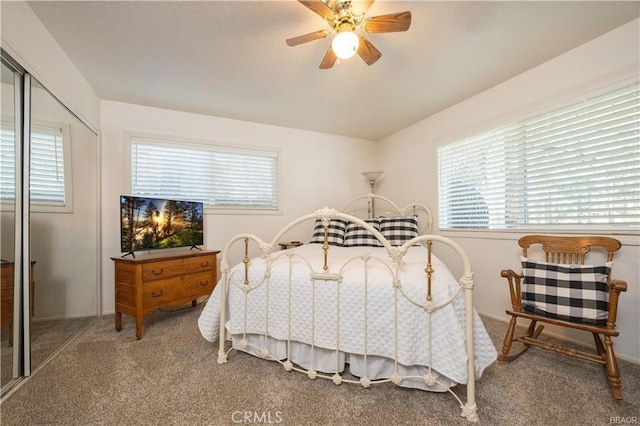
[130,136,280,212]
[438,82,640,232]
[1,122,70,209]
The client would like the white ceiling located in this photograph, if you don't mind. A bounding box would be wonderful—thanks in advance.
[26,1,639,140]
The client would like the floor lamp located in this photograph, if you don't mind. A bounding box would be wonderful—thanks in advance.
[362,171,383,217]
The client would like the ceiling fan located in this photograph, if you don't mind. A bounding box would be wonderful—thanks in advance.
[286,0,411,69]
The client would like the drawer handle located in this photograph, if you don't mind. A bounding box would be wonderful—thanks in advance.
[200,261,210,267]
[151,290,163,297]
[199,280,209,287]
[151,268,164,275]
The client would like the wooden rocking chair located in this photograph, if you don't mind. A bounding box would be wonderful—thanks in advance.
[499,235,627,399]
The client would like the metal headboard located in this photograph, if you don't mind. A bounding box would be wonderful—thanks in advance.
[342,193,433,234]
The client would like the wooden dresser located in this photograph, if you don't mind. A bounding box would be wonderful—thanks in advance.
[111,250,219,339]
[1,262,15,339]
[1,261,36,345]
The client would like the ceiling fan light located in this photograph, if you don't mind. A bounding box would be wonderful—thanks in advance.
[332,31,359,59]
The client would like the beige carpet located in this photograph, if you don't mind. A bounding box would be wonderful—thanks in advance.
[1,317,94,388]
[0,302,638,425]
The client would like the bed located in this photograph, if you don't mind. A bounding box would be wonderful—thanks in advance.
[198,194,497,422]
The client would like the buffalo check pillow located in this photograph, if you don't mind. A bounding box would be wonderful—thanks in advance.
[521,257,611,326]
[379,216,419,246]
[343,219,383,247]
[309,219,348,246]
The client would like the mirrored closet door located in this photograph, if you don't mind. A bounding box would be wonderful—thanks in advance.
[1,51,100,395]
[1,57,20,391]
[28,77,99,376]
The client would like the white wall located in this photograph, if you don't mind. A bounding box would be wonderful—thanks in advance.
[378,19,640,362]
[100,100,377,314]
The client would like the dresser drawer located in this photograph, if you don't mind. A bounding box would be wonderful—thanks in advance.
[1,263,14,286]
[1,264,14,326]
[142,255,215,282]
[142,270,215,309]
[1,299,13,324]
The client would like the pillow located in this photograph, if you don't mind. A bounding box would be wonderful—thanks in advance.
[379,216,419,246]
[309,219,348,246]
[521,257,611,326]
[343,219,382,247]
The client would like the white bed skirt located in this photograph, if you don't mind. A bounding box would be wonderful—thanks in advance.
[231,333,458,392]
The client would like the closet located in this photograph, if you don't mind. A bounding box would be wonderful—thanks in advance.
[1,52,100,397]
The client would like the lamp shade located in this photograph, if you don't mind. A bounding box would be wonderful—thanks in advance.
[332,31,359,59]
[362,171,383,182]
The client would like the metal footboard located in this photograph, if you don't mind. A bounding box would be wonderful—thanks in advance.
[216,207,479,423]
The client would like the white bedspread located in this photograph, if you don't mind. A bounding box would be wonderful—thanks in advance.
[198,244,497,386]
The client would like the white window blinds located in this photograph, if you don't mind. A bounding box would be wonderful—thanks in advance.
[438,82,640,231]
[131,138,279,210]
[0,124,15,202]
[30,126,66,205]
[0,123,66,206]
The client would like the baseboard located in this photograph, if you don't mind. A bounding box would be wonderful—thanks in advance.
[31,313,97,322]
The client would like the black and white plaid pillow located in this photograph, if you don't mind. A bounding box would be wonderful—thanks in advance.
[379,216,419,246]
[343,219,383,247]
[521,257,611,325]
[309,219,348,246]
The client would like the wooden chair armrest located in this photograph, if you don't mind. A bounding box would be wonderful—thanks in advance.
[500,269,521,279]
[609,279,627,293]
[606,279,627,328]
[500,269,523,310]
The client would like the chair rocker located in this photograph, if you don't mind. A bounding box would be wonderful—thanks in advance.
[499,235,628,399]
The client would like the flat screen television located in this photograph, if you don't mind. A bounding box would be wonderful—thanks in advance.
[120,195,204,256]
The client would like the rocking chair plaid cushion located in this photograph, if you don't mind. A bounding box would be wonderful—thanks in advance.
[521,257,611,326]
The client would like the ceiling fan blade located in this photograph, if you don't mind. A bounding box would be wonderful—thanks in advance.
[319,46,337,69]
[286,30,329,47]
[363,11,411,33]
[357,36,381,66]
[299,0,335,21]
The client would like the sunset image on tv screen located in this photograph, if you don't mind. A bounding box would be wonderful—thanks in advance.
[120,196,204,252]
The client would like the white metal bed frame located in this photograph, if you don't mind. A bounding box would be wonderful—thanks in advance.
[215,194,480,422]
